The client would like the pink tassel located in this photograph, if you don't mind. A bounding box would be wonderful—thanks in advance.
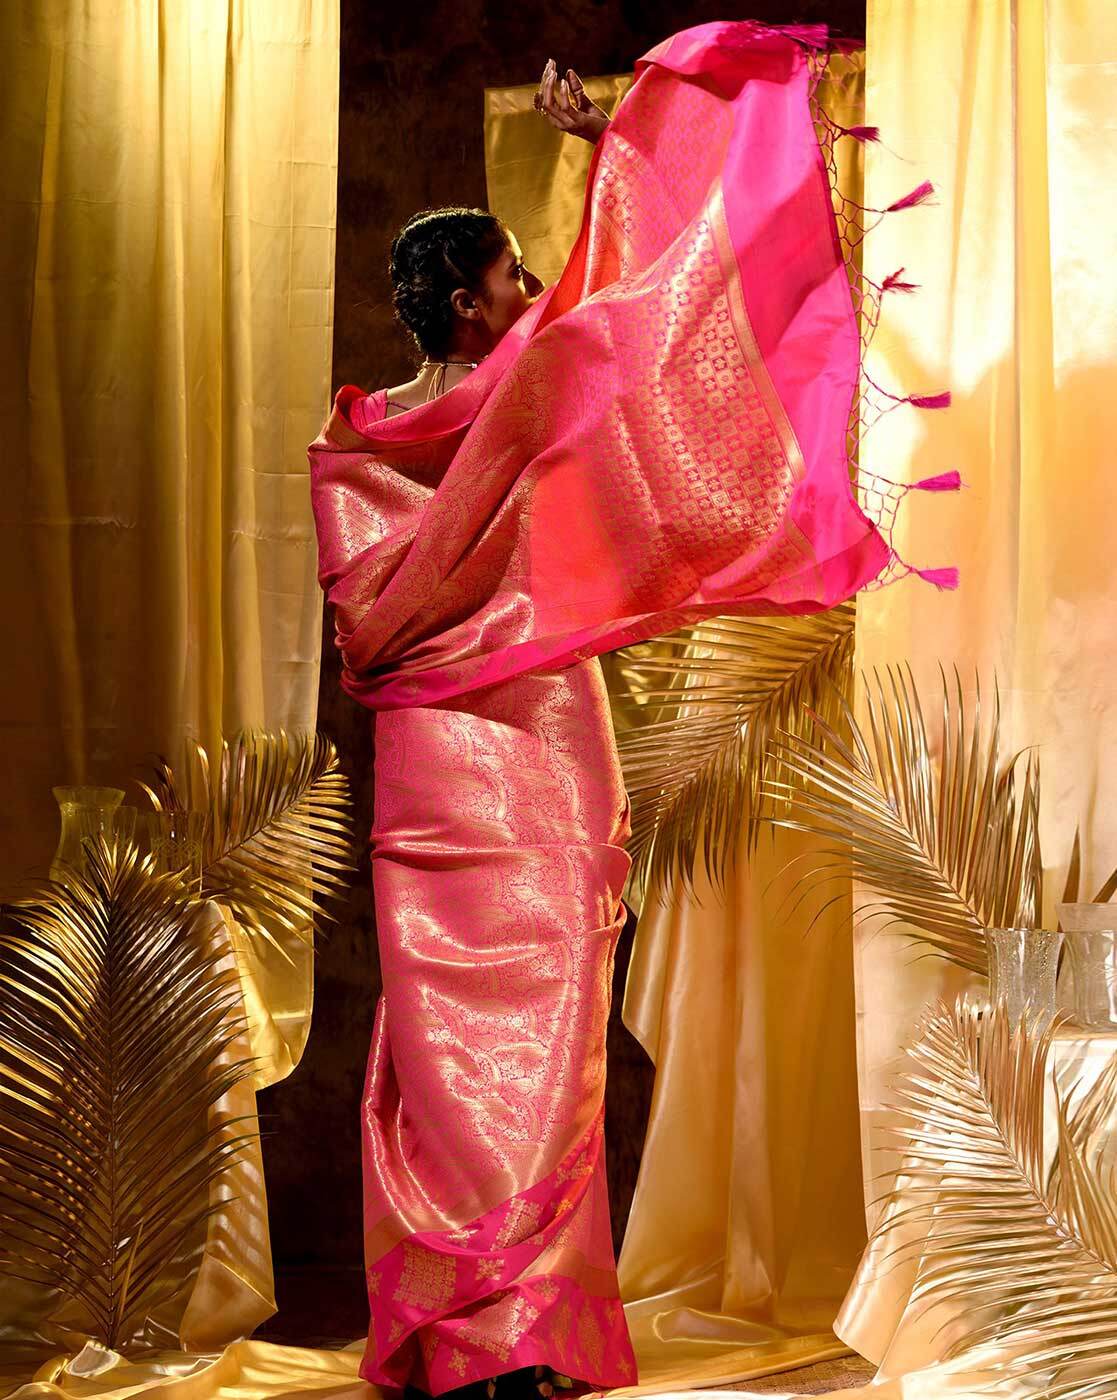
[881,267,919,294]
[911,470,962,492]
[844,124,881,143]
[909,391,952,410]
[887,180,936,213]
[915,566,960,591]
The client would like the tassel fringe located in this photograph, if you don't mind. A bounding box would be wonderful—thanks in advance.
[915,566,961,591]
[831,122,881,143]
[886,180,936,213]
[817,50,957,598]
[881,267,919,294]
[911,470,962,492]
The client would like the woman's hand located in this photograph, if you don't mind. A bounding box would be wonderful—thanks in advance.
[533,59,610,145]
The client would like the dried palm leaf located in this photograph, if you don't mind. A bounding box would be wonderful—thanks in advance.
[0,837,258,1352]
[141,730,357,946]
[610,603,854,905]
[879,1000,1117,1396]
[763,666,1042,974]
[1061,827,1117,907]
[1063,829,1084,906]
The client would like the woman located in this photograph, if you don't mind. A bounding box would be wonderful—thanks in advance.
[309,21,941,1400]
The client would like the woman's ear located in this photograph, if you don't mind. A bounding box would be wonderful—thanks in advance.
[449,287,481,320]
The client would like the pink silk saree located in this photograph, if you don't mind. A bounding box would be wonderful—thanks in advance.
[309,20,942,1396]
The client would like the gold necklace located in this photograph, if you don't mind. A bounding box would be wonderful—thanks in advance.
[418,357,485,402]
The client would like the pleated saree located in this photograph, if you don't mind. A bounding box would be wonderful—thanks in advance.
[308,21,933,1395]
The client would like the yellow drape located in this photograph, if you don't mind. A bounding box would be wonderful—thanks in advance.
[0,0,336,894]
[0,0,338,1380]
[485,58,871,1394]
[839,0,1117,1370]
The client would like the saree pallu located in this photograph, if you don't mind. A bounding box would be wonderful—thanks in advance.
[309,20,919,1395]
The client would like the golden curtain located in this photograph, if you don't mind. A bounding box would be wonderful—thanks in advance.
[485,57,871,1393]
[0,0,337,894]
[839,0,1117,1369]
[0,0,337,1381]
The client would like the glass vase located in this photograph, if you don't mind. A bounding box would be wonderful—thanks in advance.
[1056,902,1117,1030]
[51,786,126,880]
[987,927,1063,1026]
[149,809,207,894]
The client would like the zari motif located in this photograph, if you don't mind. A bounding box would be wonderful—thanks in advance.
[577,1305,605,1372]
[494,1198,544,1248]
[459,1293,543,1364]
[393,1242,458,1311]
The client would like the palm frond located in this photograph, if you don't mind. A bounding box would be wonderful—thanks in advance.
[877,1001,1117,1396]
[1057,829,1117,908]
[609,604,854,905]
[0,837,259,1351]
[142,730,358,945]
[1063,829,1083,905]
[762,666,1042,974]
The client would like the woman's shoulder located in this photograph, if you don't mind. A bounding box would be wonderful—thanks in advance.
[383,375,430,415]
[320,384,389,443]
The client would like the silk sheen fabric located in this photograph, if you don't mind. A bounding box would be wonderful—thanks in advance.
[485,53,873,1391]
[0,1,334,893]
[840,0,1117,1384]
[358,621,636,1390]
[309,20,898,1396]
[0,0,336,1364]
[310,23,896,718]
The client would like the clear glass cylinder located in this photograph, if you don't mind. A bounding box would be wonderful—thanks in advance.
[987,927,1063,1025]
[50,785,126,880]
[1056,903,1117,1030]
[149,809,207,894]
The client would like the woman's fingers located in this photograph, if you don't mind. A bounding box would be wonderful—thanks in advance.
[545,60,568,123]
[538,58,576,129]
[567,68,589,113]
[534,57,600,133]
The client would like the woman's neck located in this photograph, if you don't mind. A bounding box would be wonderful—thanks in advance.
[385,354,483,412]
[417,356,479,396]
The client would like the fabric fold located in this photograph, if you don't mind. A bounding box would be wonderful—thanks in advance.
[310,22,896,719]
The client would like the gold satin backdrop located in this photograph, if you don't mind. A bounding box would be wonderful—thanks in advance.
[0,0,337,1386]
[486,57,870,1393]
[840,0,1117,1371]
[0,0,336,893]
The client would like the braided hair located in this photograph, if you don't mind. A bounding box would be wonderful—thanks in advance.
[389,207,510,359]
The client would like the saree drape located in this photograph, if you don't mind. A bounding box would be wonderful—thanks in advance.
[615,55,871,1392]
[312,22,897,713]
[486,51,874,1391]
[309,22,909,1395]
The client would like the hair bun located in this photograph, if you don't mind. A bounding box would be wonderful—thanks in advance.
[386,207,507,360]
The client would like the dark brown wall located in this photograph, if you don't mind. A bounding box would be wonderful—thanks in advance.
[259,0,866,1301]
